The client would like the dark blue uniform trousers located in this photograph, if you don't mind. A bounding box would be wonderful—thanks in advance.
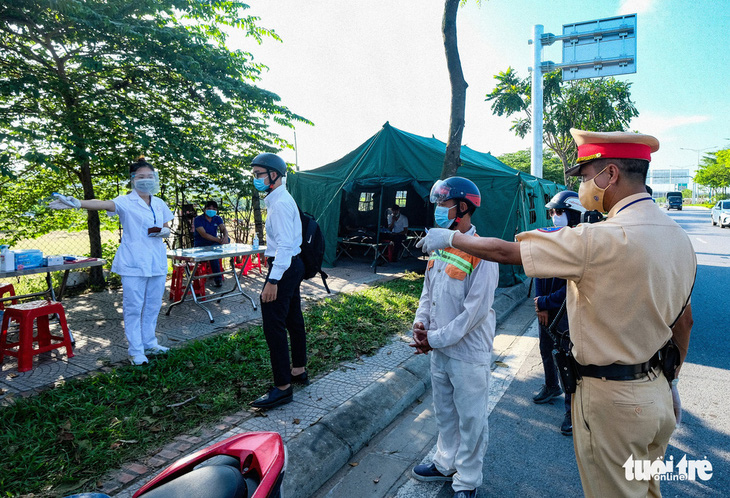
[539,324,571,412]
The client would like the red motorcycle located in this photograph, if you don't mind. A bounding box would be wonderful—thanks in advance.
[68,431,286,498]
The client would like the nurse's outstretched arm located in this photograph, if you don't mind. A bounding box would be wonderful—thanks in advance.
[79,199,116,212]
[49,194,115,212]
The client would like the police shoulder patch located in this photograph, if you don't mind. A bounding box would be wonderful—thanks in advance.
[537,227,564,233]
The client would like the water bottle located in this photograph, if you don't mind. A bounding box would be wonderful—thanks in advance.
[252,234,259,250]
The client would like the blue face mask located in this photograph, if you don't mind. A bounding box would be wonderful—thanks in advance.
[434,205,456,228]
[205,209,217,218]
[253,177,268,192]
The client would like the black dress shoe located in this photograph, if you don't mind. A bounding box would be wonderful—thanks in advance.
[291,371,309,386]
[561,411,573,436]
[251,386,293,409]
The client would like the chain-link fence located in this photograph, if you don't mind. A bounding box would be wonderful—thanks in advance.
[1,199,261,296]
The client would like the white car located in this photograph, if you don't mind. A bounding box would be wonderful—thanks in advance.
[711,200,730,228]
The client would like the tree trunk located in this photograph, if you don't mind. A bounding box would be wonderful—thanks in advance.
[441,0,468,180]
[78,159,105,287]
[252,189,264,243]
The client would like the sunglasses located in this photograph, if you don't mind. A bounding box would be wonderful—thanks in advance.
[549,209,565,216]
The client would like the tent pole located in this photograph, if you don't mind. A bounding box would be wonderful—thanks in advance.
[374,185,384,273]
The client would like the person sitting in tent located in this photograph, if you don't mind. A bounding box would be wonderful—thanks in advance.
[383,204,408,261]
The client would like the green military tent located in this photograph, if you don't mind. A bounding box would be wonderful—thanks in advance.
[288,122,564,287]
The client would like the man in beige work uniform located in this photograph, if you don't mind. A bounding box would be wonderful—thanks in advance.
[417,128,696,497]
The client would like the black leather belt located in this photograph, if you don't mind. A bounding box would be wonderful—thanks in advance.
[576,352,661,381]
[267,254,299,263]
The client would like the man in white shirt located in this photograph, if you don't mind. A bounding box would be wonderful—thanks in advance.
[385,204,409,261]
[249,153,307,410]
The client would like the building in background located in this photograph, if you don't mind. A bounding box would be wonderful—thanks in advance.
[647,167,709,201]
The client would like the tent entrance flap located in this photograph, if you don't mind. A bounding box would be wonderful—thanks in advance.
[339,179,431,236]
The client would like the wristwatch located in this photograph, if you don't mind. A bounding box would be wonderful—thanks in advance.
[268,279,279,285]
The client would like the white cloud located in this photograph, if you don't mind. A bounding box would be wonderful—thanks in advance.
[618,0,657,15]
[630,112,711,136]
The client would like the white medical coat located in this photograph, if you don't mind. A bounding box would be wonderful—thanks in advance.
[110,190,174,277]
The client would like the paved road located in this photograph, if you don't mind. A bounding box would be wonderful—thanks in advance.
[661,207,729,497]
[314,207,729,498]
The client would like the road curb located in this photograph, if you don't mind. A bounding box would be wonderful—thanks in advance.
[283,279,531,498]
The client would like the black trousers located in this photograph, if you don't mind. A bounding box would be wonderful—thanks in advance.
[261,256,306,386]
[538,324,571,412]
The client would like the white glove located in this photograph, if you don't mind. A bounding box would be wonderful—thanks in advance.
[415,228,455,253]
[671,380,682,426]
[49,193,81,209]
[148,227,171,238]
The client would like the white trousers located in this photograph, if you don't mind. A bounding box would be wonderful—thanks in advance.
[121,275,166,357]
[431,350,490,492]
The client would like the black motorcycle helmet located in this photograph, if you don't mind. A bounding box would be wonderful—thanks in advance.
[251,153,287,176]
[251,153,287,193]
[545,191,585,227]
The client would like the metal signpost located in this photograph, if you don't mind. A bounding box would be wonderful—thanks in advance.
[530,14,637,178]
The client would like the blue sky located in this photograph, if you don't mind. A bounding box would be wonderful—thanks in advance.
[235,0,730,174]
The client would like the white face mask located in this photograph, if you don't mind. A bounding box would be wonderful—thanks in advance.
[551,213,569,228]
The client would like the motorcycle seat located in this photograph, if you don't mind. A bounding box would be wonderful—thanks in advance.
[138,464,247,498]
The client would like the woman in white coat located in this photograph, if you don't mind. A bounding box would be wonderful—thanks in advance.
[50,157,174,365]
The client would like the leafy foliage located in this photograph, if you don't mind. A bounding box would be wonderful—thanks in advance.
[0,1,309,282]
[694,149,730,198]
[0,273,423,496]
[497,148,566,186]
[485,68,639,184]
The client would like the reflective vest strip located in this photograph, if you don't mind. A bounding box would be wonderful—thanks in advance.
[429,251,475,275]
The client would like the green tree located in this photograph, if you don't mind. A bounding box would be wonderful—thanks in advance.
[485,68,639,185]
[497,148,566,185]
[694,149,730,199]
[0,0,308,285]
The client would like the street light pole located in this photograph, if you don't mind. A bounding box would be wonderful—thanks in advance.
[681,146,716,202]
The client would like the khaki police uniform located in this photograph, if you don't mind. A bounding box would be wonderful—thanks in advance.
[517,192,696,497]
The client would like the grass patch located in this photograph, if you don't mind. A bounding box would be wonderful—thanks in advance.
[0,273,424,497]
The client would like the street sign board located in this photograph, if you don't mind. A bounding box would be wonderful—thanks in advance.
[561,14,636,81]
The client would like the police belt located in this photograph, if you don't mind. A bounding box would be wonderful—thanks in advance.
[576,351,661,381]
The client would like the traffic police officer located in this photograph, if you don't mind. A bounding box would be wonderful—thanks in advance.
[417,128,696,497]
[249,153,308,410]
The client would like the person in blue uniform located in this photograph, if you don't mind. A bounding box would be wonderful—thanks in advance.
[50,157,174,366]
[193,200,231,287]
[532,190,585,437]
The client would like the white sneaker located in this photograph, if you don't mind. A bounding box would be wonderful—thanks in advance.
[144,345,170,356]
[130,354,149,366]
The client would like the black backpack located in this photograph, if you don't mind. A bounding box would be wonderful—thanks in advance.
[298,207,330,293]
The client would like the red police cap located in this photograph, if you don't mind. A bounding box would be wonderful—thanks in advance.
[566,128,660,176]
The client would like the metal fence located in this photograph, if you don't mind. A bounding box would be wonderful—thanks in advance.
[1,200,260,295]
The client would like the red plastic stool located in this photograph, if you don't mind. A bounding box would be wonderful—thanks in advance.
[169,263,210,301]
[235,253,264,276]
[193,262,211,295]
[0,283,17,310]
[0,300,74,372]
[169,264,185,302]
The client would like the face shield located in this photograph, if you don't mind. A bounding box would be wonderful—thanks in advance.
[429,179,452,205]
[131,170,160,195]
